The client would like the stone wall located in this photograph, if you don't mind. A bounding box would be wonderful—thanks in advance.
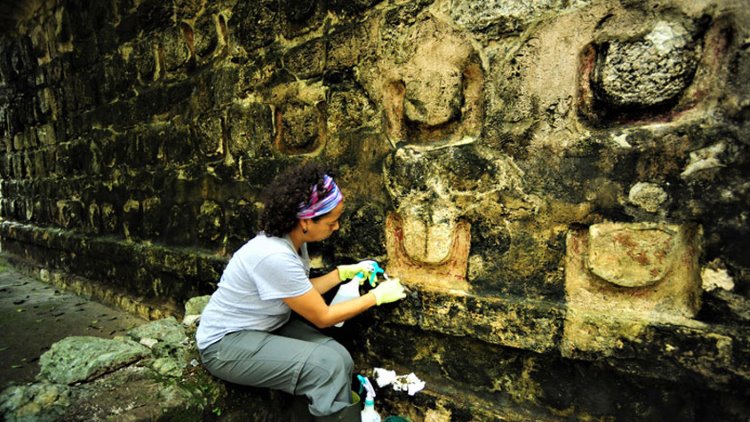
[1,0,749,419]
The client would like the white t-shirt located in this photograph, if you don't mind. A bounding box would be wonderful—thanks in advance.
[196,233,313,351]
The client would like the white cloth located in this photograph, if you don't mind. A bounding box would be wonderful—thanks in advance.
[373,367,426,396]
[196,233,312,350]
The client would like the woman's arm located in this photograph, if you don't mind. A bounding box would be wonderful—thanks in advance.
[309,269,343,294]
[283,288,377,329]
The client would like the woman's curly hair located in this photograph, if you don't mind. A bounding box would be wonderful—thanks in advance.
[260,162,336,237]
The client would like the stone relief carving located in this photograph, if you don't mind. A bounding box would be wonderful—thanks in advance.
[383,145,526,292]
[269,82,327,155]
[586,224,676,288]
[578,14,705,123]
[378,19,484,147]
[562,222,703,354]
[357,17,489,291]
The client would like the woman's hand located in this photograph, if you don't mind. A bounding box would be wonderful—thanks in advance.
[371,278,407,305]
[337,260,379,282]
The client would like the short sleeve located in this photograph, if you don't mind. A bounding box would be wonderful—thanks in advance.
[254,252,312,300]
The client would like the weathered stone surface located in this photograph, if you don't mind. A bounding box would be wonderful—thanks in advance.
[364,17,484,145]
[628,181,668,213]
[572,222,702,313]
[184,295,210,315]
[564,223,705,360]
[270,81,328,155]
[284,37,326,79]
[386,212,471,291]
[592,21,700,109]
[680,141,727,179]
[127,317,188,347]
[448,0,591,33]
[0,383,70,422]
[587,223,677,288]
[37,336,150,385]
[383,144,526,291]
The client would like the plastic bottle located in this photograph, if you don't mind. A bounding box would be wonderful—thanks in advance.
[329,275,362,327]
[358,375,381,422]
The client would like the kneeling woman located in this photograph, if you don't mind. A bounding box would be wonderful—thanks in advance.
[196,162,406,421]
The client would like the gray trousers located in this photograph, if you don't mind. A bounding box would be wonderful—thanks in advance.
[200,319,354,417]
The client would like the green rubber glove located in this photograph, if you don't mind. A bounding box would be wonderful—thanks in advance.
[337,260,377,282]
[371,278,407,305]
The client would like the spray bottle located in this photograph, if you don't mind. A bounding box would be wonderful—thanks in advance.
[357,375,381,422]
[330,262,385,327]
[329,274,364,327]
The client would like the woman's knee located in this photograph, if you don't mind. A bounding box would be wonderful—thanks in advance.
[308,344,353,381]
[323,340,353,371]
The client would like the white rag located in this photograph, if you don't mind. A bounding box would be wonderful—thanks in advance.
[373,367,426,396]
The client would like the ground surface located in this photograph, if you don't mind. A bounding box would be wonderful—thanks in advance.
[0,254,147,390]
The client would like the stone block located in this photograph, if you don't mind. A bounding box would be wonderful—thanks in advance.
[325,24,371,70]
[122,199,142,240]
[226,102,273,158]
[404,66,462,127]
[449,0,570,33]
[270,81,328,155]
[577,13,712,124]
[36,123,56,146]
[183,295,210,322]
[284,38,326,79]
[274,101,326,154]
[568,222,701,313]
[382,289,564,353]
[231,0,278,51]
[127,317,187,349]
[628,182,668,213]
[210,66,240,107]
[142,197,164,238]
[133,39,156,82]
[563,223,703,355]
[11,153,23,179]
[0,199,11,219]
[32,150,48,178]
[197,200,223,244]
[160,26,191,72]
[37,336,150,385]
[36,86,58,119]
[12,130,23,151]
[192,13,219,59]
[192,113,223,160]
[135,0,174,34]
[0,155,9,178]
[55,199,84,229]
[22,151,33,178]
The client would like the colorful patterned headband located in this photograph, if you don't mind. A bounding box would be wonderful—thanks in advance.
[296,174,343,219]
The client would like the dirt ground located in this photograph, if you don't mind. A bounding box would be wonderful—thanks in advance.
[0,254,147,390]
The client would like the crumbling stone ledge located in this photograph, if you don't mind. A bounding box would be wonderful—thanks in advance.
[0,221,226,319]
[376,289,750,389]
